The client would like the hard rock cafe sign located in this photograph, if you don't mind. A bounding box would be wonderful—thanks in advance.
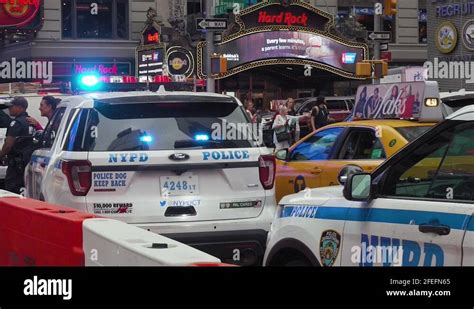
[0,0,42,28]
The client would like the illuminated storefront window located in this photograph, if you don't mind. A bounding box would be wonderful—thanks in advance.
[62,0,128,39]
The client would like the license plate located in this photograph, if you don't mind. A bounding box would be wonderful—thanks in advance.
[160,175,199,196]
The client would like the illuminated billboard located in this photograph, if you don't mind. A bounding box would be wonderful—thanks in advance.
[198,31,366,78]
[197,0,368,79]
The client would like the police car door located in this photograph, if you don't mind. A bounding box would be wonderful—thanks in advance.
[465,215,474,266]
[25,107,66,200]
[342,120,474,266]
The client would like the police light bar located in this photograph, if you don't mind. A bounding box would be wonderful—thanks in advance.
[71,74,205,93]
[77,74,102,91]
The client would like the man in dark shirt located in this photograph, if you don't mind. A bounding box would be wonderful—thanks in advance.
[0,97,35,194]
[310,96,329,130]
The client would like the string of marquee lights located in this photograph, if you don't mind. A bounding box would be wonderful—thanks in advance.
[197,0,369,80]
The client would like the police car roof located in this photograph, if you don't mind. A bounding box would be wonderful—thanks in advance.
[58,91,236,108]
[440,89,474,100]
[446,104,474,120]
[85,91,234,102]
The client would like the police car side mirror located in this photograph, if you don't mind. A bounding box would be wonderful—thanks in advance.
[343,173,372,201]
[275,148,289,161]
[338,165,364,185]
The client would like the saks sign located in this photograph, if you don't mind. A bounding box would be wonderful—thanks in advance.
[0,0,41,28]
[74,63,119,75]
[353,82,425,120]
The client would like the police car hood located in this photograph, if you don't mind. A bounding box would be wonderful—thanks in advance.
[279,185,344,206]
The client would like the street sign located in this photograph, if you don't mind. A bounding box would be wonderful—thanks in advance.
[196,18,228,31]
[380,43,389,51]
[367,31,391,41]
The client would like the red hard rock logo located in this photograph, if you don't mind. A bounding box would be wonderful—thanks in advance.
[0,0,40,27]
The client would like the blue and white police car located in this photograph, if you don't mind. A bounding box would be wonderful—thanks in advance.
[264,105,474,267]
[24,88,277,265]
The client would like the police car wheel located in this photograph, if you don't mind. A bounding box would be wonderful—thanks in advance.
[284,259,311,267]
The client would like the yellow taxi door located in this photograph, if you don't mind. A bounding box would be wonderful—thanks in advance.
[320,127,387,187]
[275,127,346,202]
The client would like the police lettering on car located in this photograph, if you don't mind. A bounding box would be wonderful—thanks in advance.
[0,97,35,194]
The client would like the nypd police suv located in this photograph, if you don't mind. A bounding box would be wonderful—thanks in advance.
[24,88,277,265]
[264,105,474,267]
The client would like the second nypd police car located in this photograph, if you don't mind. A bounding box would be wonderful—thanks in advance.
[264,104,474,267]
[24,88,277,265]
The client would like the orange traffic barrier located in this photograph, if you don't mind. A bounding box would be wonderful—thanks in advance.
[0,196,96,266]
[0,195,225,266]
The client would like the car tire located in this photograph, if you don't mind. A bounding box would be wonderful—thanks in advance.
[284,258,312,267]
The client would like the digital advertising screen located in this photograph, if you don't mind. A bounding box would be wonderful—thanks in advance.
[200,30,366,77]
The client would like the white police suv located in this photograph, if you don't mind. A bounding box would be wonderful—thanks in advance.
[264,105,474,267]
[24,89,277,265]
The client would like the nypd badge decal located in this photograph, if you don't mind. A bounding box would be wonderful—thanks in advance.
[319,230,341,267]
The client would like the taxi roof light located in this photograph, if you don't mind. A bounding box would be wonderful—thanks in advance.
[425,98,439,107]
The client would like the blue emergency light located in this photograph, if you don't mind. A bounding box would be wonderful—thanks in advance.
[77,74,102,91]
[194,134,209,141]
[140,135,153,143]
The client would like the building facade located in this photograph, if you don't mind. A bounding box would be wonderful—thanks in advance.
[427,0,474,91]
[0,0,427,91]
[0,0,177,84]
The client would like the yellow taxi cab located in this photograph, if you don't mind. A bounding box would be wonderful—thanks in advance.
[274,81,447,202]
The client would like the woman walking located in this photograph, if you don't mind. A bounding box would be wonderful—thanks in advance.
[272,105,291,151]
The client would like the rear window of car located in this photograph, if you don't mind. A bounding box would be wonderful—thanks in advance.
[326,100,347,111]
[395,126,431,142]
[64,100,260,151]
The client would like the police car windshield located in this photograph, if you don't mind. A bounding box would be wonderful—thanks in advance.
[65,100,259,151]
[395,126,431,142]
